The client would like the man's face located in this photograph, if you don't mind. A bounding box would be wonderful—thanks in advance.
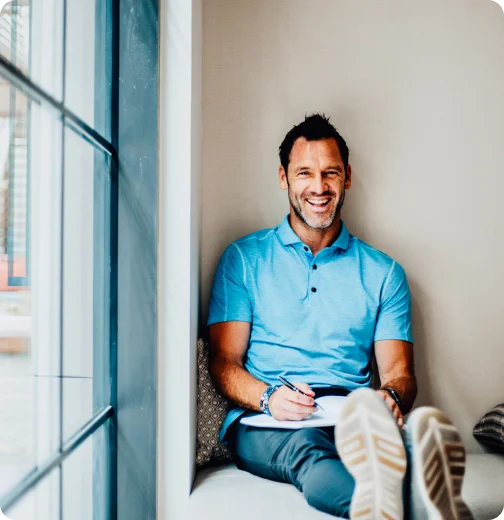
[279,138,352,230]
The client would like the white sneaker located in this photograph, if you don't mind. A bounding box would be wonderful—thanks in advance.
[407,407,474,520]
[336,387,407,520]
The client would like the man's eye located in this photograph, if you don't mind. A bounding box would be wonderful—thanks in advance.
[298,171,309,176]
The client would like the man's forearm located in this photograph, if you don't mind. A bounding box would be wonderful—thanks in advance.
[381,375,417,414]
[210,356,268,412]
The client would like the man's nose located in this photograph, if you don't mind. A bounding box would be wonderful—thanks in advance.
[311,173,327,194]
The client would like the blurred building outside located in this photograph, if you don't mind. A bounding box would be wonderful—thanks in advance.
[0,0,33,506]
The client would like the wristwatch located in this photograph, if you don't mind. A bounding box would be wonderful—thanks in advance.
[381,386,402,411]
[260,385,279,416]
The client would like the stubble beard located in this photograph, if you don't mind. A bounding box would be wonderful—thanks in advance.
[288,188,345,230]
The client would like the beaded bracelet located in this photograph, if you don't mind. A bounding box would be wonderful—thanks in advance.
[259,385,280,416]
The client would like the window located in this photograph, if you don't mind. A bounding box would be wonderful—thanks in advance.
[0,1,117,519]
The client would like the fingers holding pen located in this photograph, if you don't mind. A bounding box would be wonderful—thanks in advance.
[292,382,315,397]
[283,397,317,414]
[269,385,317,421]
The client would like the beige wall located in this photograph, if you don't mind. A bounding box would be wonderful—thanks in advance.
[201,0,504,451]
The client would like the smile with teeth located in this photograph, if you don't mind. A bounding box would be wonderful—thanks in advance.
[307,198,331,207]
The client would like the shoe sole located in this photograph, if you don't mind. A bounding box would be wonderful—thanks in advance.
[407,407,473,520]
[336,388,407,520]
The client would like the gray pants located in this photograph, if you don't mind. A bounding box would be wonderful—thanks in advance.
[227,421,355,518]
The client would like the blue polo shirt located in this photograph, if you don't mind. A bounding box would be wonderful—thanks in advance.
[208,215,413,441]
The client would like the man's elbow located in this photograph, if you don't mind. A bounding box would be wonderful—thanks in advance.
[404,373,418,414]
[208,353,239,395]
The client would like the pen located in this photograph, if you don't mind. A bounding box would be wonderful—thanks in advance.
[278,376,325,411]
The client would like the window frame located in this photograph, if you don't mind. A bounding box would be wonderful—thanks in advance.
[0,0,119,517]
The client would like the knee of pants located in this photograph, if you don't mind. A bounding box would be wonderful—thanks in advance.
[289,427,334,455]
[301,462,354,519]
[287,428,337,473]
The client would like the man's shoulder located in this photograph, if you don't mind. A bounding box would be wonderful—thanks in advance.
[231,225,277,251]
[220,226,277,267]
[350,234,400,271]
[217,226,277,270]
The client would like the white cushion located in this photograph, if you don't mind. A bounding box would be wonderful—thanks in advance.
[463,453,504,520]
[187,464,337,520]
[188,455,504,520]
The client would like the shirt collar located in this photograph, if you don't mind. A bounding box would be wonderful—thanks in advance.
[276,214,350,251]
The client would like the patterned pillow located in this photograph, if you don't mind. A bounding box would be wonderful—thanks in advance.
[473,404,504,453]
[196,338,233,467]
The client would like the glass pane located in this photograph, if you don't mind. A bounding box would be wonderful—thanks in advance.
[65,0,110,138]
[62,424,110,520]
[0,355,34,494]
[4,466,60,520]
[0,1,30,75]
[0,82,62,494]
[0,0,64,101]
[7,86,27,281]
[62,126,111,440]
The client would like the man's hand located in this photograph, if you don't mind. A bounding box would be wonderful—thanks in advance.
[376,389,404,428]
[268,382,317,421]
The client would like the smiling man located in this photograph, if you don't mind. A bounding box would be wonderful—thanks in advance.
[207,114,472,519]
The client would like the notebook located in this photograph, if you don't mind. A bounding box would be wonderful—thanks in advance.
[239,395,347,429]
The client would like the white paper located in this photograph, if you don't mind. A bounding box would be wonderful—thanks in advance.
[240,395,347,429]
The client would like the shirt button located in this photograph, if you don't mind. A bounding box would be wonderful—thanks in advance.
[312,265,317,270]
[311,287,317,293]
[304,246,309,251]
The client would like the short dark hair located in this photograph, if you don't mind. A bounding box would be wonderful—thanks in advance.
[278,113,350,174]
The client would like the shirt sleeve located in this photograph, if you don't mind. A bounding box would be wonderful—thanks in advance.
[207,243,252,326]
[373,260,413,343]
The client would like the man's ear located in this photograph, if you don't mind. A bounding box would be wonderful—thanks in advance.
[279,165,289,190]
[345,164,352,189]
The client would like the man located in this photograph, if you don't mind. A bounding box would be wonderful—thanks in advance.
[207,114,472,519]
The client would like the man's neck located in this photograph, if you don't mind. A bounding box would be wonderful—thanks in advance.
[288,211,343,256]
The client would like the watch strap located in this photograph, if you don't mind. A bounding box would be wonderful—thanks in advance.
[381,386,402,410]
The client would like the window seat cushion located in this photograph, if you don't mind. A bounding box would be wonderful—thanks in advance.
[188,463,337,519]
[462,453,504,519]
[187,454,504,520]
